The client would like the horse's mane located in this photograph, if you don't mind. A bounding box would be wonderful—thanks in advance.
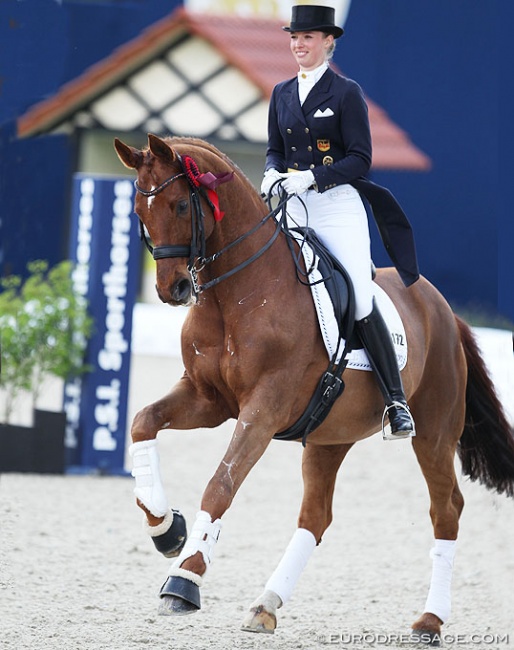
[161,136,263,203]
[165,136,233,166]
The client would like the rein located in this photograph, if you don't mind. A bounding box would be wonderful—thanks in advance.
[134,153,290,296]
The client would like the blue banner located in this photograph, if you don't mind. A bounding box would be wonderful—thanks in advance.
[64,175,141,474]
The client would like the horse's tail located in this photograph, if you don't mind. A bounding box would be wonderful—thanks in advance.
[456,316,514,497]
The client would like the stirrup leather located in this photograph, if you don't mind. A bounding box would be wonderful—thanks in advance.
[381,401,416,441]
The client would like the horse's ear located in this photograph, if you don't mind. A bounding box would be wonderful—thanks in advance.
[114,138,143,170]
[148,134,176,166]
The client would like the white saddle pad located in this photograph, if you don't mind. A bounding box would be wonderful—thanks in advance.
[299,238,407,371]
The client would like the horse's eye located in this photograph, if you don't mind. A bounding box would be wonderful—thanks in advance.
[177,199,189,217]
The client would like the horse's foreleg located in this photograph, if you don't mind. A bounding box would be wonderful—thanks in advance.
[131,374,228,445]
[130,376,230,558]
[159,509,222,614]
[242,443,353,633]
[160,406,278,615]
[411,434,464,643]
[130,439,188,558]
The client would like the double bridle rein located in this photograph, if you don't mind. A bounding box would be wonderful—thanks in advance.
[133,152,288,296]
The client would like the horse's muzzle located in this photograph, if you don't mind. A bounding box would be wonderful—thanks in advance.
[157,276,195,306]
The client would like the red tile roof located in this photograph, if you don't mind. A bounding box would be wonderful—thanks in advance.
[17,7,430,170]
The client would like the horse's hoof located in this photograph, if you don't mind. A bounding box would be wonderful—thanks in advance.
[159,575,201,614]
[411,629,441,646]
[412,612,443,646]
[241,605,277,634]
[158,594,199,616]
[151,510,187,558]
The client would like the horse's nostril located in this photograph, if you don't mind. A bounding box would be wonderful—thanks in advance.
[173,278,192,303]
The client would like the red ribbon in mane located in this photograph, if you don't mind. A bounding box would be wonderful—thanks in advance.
[182,155,234,222]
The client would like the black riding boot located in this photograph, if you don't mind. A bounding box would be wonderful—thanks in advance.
[356,302,415,439]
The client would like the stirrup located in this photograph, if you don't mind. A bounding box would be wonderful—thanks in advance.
[381,401,416,441]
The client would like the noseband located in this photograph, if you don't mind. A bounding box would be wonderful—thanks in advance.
[134,157,205,265]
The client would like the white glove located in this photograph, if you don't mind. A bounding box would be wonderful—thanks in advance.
[280,170,315,196]
[260,169,282,197]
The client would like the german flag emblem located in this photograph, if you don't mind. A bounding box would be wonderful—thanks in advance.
[317,139,331,152]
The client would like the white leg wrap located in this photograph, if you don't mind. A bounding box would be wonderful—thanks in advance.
[170,510,222,577]
[424,539,457,623]
[265,528,317,606]
[129,439,169,517]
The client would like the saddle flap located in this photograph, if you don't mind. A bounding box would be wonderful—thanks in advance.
[290,227,356,343]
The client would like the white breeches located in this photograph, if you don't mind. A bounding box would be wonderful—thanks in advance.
[286,184,374,320]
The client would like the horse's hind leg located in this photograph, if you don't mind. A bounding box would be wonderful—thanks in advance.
[410,430,464,643]
[242,443,353,633]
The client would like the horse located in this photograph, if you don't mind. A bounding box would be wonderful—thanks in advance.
[114,133,514,641]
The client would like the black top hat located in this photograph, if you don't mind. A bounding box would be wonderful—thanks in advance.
[283,5,344,38]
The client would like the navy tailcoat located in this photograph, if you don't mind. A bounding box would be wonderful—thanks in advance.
[266,67,419,287]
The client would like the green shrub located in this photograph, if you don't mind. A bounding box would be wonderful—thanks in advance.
[0,260,93,423]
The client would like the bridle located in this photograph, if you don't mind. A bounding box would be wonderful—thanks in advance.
[133,152,289,296]
[135,170,191,261]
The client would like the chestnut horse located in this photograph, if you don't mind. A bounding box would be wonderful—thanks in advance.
[115,134,514,641]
